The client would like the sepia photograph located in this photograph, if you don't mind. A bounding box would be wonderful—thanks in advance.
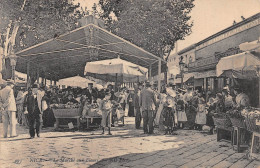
[0,0,260,167]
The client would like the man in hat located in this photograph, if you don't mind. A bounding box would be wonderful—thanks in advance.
[1,80,17,138]
[24,84,44,138]
[140,81,156,134]
[85,83,97,104]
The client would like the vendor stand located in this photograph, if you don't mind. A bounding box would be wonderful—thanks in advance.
[51,103,81,130]
[216,50,260,157]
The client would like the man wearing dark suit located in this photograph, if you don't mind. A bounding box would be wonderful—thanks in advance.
[24,84,43,138]
[85,83,97,104]
[140,82,156,134]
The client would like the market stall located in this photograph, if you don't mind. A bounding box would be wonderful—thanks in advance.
[51,103,81,130]
[215,50,260,158]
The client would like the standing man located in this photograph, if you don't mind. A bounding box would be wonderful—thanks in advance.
[24,84,44,138]
[140,81,156,134]
[134,83,141,129]
[85,83,97,104]
[1,80,17,138]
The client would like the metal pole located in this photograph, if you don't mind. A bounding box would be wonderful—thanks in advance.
[37,67,40,84]
[149,64,152,81]
[115,73,118,92]
[26,62,30,89]
[158,59,161,93]
[181,68,183,88]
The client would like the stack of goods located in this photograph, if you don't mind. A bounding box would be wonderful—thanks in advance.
[227,108,246,128]
[51,102,81,118]
[213,113,232,131]
[242,107,260,133]
[51,102,81,109]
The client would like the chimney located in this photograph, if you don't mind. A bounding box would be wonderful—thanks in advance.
[79,15,105,28]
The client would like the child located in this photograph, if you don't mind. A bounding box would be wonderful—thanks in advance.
[100,91,113,135]
[195,98,207,131]
[176,94,186,129]
[162,96,175,135]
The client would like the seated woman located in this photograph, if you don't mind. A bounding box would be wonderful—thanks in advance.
[63,94,78,104]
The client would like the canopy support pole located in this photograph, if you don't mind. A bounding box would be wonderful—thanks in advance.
[258,67,260,108]
[115,73,118,92]
[36,67,39,84]
[158,59,161,93]
[149,64,152,81]
[26,62,30,89]
[44,71,47,86]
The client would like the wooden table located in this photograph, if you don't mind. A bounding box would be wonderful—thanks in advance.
[53,108,81,130]
[82,116,102,129]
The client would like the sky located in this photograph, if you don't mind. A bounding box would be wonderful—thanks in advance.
[75,0,260,52]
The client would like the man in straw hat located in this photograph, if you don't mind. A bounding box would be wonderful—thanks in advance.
[1,80,17,138]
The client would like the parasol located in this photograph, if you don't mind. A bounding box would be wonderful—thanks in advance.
[84,57,148,83]
[59,76,95,88]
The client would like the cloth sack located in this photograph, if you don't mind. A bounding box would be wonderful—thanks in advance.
[177,110,187,122]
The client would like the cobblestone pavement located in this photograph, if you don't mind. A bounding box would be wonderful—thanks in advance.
[0,117,259,168]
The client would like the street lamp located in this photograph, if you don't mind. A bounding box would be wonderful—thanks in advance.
[179,56,185,88]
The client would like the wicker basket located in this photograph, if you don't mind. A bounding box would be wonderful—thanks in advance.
[213,116,232,131]
[230,117,246,129]
[245,117,260,133]
[53,108,81,118]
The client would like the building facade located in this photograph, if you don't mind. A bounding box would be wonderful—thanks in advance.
[169,12,260,95]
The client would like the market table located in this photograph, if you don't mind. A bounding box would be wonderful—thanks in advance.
[81,116,102,129]
[53,108,81,130]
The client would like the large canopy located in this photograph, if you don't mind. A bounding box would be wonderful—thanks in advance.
[14,16,164,80]
[84,57,148,82]
[216,52,260,77]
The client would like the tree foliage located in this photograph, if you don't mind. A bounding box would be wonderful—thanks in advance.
[99,0,194,60]
[0,0,83,52]
[0,0,84,79]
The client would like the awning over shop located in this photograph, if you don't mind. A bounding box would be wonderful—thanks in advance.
[194,70,216,79]
[219,69,258,79]
[175,72,194,84]
[216,52,260,77]
[239,37,260,52]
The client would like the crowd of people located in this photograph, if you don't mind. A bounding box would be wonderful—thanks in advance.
[0,78,250,138]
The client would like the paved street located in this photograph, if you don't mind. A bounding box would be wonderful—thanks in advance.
[0,117,259,168]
